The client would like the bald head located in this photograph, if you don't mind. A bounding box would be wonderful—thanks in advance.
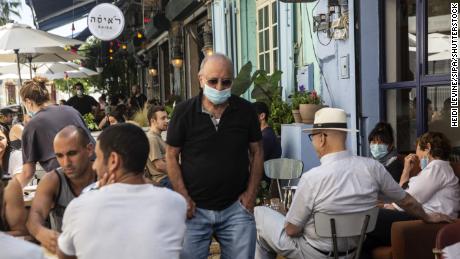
[311,129,347,158]
[54,125,90,148]
[199,53,234,76]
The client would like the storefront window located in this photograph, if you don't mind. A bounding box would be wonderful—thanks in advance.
[386,88,417,153]
[427,86,460,162]
[385,0,416,83]
[426,1,453,75]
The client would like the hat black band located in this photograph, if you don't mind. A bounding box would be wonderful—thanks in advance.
[313,123,347,129]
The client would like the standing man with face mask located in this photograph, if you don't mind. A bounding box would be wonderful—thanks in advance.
[66,82,99,116]
[166,53,264,259]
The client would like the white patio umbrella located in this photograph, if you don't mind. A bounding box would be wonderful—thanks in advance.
[0,62,98,80]
[0,23,83,85]
[0,62,80,76]
[0,47,85,62]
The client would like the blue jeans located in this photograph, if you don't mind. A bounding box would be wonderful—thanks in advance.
[180,201,256,259]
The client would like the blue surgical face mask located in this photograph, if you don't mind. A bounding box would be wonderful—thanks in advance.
[420,156,429,170]
[23,103,35,117]
[203,84,231,105]
[370,144,388,159]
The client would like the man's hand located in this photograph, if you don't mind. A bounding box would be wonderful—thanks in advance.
[239,191,256,213]
[183,194,196,219]
[36,228,59,254]
[423,212,455,224]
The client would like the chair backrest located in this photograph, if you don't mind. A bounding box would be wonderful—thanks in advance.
[264,158,303,180]
[436,221,460,250]
[314,207,379,237]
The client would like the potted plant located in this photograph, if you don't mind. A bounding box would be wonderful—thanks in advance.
[297,85,322,124]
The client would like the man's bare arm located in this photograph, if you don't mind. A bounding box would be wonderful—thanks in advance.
[395,193,454,223]
[166,145,195,218]
[26,172,60,254]
[239,141,264,212]
[3,178,27,236]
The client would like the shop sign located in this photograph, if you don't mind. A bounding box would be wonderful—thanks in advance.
[88,3,125,41]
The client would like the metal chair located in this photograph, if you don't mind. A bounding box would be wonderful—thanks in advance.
[314,207,379,259]
[263,158,303,209]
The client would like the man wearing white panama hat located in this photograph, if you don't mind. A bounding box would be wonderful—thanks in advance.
[254,108,453,259]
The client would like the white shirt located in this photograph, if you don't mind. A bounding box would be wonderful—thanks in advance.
[7,150,23,176]
[58,183,187,259]
[0,232,44,259]
[394,160,460,218]
[443,242,460,259]
[286,151,406,251]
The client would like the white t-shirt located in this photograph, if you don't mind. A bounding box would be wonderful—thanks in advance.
[7,150,23,176]
[58,183,187,259]
[286,151,406,251]
[394,160,460,218]
[0,232,44,259]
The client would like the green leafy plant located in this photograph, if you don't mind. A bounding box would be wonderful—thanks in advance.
[269,92,294,135]
[82,113,99,131]
[232,61,293,135]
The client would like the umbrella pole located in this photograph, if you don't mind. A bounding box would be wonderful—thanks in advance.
[14,49,22,86]
[28,56,33,79]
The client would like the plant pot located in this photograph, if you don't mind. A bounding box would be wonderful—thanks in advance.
[292,109,302,123]
[299,104,322,124]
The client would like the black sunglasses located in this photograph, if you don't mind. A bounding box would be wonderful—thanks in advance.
[308,132,328,141]
[206,78,233,87]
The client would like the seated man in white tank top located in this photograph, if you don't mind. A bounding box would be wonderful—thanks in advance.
[26,126,97,254]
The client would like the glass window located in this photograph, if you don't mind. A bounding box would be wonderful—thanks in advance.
[272,2,277,24]
[256,0,279,73]
[426,1,453,75]
[264,6,269,28]
[258,9,263,30]
[386,88,417,153]
[385,0,416,83]
[427,85,460,162]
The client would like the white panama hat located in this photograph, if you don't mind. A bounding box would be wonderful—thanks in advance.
[302,107,358,132]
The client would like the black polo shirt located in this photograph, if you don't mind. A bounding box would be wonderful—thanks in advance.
[167,94,262,210]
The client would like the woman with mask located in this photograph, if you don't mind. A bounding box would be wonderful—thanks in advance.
[368,122,403,182]
[389,132,460,217]
[363,132,459,256]
[17,77,94,187]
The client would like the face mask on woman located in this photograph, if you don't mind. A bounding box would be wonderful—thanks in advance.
[370,144,388,159]
[420,156,429,170]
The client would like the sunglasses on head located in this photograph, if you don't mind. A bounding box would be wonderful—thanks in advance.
[205,78,233,87]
